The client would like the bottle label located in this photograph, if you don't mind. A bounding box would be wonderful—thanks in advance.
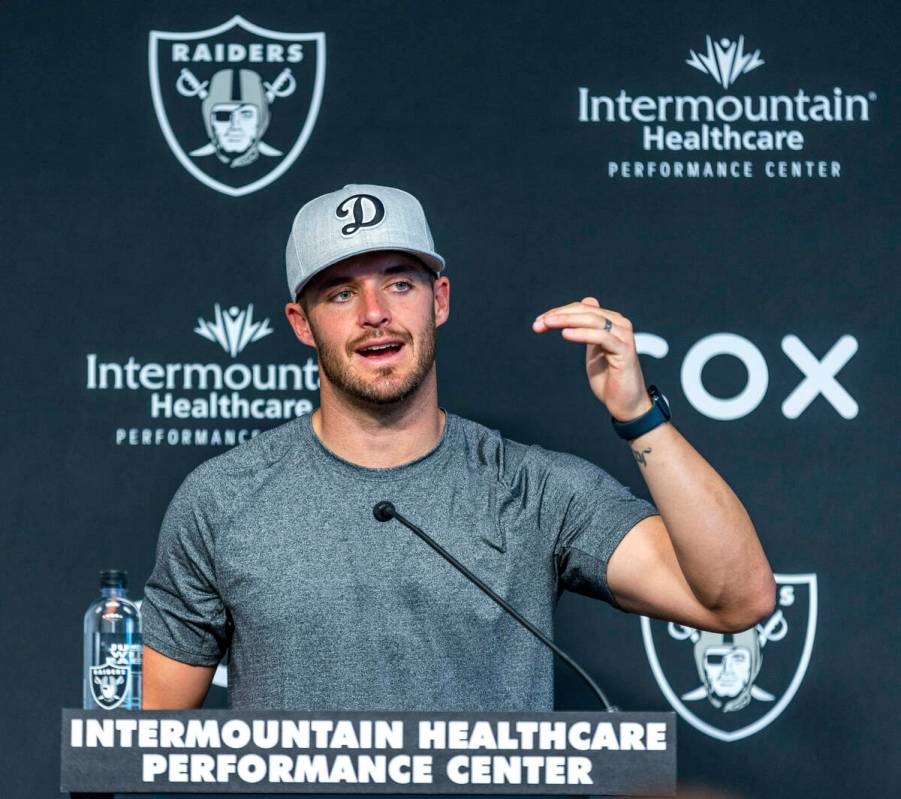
[88,634,142,710]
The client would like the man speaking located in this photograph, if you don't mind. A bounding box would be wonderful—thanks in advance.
[142,184,775,711]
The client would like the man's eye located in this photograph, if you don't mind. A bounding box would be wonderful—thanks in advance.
[331,290,353,302]
[391,280,412,291]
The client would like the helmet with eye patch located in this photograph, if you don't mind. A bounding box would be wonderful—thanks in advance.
[693,629,762,711]
[201,69,271,145]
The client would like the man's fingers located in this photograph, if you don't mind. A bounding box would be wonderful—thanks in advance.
[534,302,628,326]
[534,310,631,340]
[534,300,589,321]
[559,326,630,353]
[539,311,616,329]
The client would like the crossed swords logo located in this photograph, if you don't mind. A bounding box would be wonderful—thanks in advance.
[175,66,297,159]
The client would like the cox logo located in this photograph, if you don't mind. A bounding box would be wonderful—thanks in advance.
[636,332,858,420]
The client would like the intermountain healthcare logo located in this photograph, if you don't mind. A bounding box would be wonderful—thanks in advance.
[85,303,319,446]
[641,574,817,741]
[577,35,877,180]
[686,36,763,90]
[195,303,274,357]
[149,16,325,196]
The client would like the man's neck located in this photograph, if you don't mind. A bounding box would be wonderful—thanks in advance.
[311,382,446,469]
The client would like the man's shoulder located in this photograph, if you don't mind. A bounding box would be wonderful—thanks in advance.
[451,412,528,466]
[449,412,577,487]
[450,412,615,489]
[174,416,304,502]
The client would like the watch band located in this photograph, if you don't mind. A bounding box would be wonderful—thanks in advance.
[611,385,671,441]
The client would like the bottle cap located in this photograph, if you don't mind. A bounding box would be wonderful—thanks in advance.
[99,570,128,589]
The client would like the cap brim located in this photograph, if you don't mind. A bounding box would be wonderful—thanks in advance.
[292,245,445,299]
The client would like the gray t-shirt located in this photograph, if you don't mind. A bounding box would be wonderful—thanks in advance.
[142,411,657,711]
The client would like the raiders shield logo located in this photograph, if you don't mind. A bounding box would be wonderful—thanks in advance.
[89,660,130,710]
[641,573,817,741]
[149,16,325,196]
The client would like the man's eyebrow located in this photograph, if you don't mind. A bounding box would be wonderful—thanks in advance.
[314,264,424,293]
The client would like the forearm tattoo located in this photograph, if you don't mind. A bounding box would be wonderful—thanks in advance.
[631,446,652,466]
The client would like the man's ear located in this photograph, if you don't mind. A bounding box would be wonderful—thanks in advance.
[285,302,317,348]
[434,276,450,327]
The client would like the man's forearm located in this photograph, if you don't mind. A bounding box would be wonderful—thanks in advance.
[531,298,775,626]
[627,420,775,621]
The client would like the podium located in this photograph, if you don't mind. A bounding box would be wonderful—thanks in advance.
[61,710,675,796]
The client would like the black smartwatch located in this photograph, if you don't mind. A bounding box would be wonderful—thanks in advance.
[611,385,671,441]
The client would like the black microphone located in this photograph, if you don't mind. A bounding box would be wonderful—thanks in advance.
[372,500,617,712]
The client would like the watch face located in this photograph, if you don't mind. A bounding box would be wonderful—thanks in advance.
[649,386,671,419]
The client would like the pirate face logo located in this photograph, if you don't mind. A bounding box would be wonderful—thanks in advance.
[641,573,817,741]
[701,638,754,699]
[88,644,136,710]
[150,16,326,196]
[89,662,129,709]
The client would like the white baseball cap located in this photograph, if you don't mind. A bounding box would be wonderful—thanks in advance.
[285,184,446,299]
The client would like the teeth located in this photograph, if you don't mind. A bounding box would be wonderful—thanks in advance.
[363,343,398,351]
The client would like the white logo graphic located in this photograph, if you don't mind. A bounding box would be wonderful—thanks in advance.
[89,644,139,710]
[635,332,859,420]
[781,334,859,418]
[686,35,764,89]
[176,66,297,166]
[642,573,817,741]
[149,16,326,196]
[580,35,875,180]
[194,303,274,357]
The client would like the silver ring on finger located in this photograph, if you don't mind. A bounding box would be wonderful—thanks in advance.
[603,316,613,332]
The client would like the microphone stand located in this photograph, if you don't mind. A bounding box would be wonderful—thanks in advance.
[373,500,618,712]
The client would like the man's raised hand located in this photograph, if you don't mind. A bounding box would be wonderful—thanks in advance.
[532,297,652,422]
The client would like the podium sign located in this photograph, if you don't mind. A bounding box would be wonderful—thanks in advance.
[61,710,675,795]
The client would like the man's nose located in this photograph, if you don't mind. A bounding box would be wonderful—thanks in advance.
[359,284,390,327]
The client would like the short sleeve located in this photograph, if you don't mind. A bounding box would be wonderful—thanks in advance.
[543,451,658,607]
[142,471,230,665]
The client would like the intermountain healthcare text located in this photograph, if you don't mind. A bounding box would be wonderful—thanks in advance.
[71,718,668,785]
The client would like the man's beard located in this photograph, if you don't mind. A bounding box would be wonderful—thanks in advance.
[309,316,437,406]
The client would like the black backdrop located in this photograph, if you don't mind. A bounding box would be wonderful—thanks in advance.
[2,1,899,797]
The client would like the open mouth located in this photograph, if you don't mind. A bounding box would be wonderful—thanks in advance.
[355,340,406,363]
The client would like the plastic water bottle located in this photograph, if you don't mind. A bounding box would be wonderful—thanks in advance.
[83,570,142,709]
